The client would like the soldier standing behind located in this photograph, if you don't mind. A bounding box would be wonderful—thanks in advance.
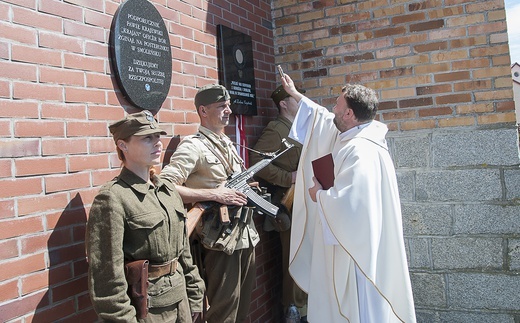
[161,84,259,323]
[250,85,308,322]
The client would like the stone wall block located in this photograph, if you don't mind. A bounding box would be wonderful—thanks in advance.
[448,273,520,310]
[407,237,432,269]
[415,169,501,201]
[504,168,520,199]
[409,272,447,308]
[392,135,430,168]
[454,204,520,234]
[401,203,452,236]
[432,129,519,167]
[431,237,503,269]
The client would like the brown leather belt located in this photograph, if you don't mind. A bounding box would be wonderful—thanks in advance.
[148,258,178,279]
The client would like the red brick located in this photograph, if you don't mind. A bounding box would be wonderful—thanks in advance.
[65,0,104,12]
[64,20,105,42]
[21,270,49,295]
[0,290,48,322]
[0,252,46,282]
[418,106,454,117]
[14,120,65,137]
[85,40,109,57]
[0,100,39,118]
[65,87,106,105]
[0,79,9,98]
[0,60,37,82]
[52,275,88,303]
[21,232,52,254]
[382,110,416,121]
[92,168,120,186]
[86,72,113,89]
[89,138,116,154]
[435,93,472,105]
[13,82,63,101]
[39,0,83,21]
[416,84,452,95]
[68,155,109,172]
[0,21,37,45]
[0,279,19,303]
[0,177,43,198]
[40,66,85,86]
[414,41,448,53]
[0,40,8,59]
[11,44,62,67]
[0,216,43,242]
[41,102,87,120]
[12,6,62,32]
[66,121,108,137]
[86,105,125,121]
[45,172,91,193]
[30,298,77,322]
[434,71,471,83]
[0,239,18,261]
[392,12,426,24]
[438,116,476,127]
[42,138,88,156]
[454,80,492,92]
[0,2,8,21]
[15,156,66,177]
[0,199,15,219]
[0,159,13,178]
[409,19,444,32]
[63,52,105,73]
[400,119,436,131]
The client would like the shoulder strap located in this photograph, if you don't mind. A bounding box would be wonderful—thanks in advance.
[195,133,234,176]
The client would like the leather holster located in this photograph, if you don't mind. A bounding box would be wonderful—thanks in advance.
[124,260,149,319]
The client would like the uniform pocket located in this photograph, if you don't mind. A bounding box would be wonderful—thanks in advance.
[126,212,164,230]
[124,212,167,260]
[204,154,220,165]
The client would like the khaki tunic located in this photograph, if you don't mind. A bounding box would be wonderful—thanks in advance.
[250,116,302,194]
[251,116,308,311]
[161,126,259,323]
[87,167,205,322]
[161,126,259,249]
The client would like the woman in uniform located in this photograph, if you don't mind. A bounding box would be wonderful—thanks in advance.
[87,110,204,322]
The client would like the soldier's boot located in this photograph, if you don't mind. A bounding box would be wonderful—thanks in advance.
[285,304,300,323]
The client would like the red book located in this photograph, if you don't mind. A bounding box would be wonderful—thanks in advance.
[311,153,335,189]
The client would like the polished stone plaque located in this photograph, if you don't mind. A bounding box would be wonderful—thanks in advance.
[217,25,257,115]
[109,0,172,113]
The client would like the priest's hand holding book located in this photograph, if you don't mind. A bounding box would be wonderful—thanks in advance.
[308,177,323,202]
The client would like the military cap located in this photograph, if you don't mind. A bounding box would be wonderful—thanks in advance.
[194,84,230,107]
[108,110,166,143]
[271,85,306,105]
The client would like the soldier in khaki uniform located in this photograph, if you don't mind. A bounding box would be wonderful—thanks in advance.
[87,111,205,322]
[161,84,259,323]
[250,85,308,322]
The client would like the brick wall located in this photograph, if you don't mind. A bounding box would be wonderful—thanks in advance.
[0,0,282,321]
[272,0,520,321]
[2,0,520,321]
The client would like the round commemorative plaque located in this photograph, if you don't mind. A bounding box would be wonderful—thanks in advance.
[109,0,172,114]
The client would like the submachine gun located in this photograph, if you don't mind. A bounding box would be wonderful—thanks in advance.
[186,139,294,236]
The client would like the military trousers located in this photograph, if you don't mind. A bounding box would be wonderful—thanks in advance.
[204,246,256,323]
[280,227,308,311]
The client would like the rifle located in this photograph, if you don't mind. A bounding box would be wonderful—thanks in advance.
[186,139,294,236]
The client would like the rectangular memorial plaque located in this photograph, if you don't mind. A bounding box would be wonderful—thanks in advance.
[217,25,257,116]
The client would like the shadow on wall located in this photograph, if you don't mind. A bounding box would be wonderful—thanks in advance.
[33,193,97,322]
[162,135,180,169]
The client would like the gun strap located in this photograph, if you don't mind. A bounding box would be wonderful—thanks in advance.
[196,132,239,177]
